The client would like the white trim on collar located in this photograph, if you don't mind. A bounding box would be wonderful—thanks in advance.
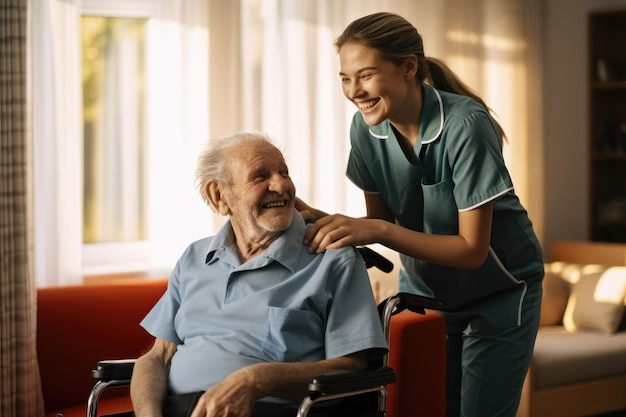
[421,85,444,144]
[366,85,444,143]
[368,129,389,139]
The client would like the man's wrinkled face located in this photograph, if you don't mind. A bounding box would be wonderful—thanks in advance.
[219,140,296,242]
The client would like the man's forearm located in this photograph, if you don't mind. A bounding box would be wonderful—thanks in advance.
[130,350,172,417]
[244,352,368,400]
[187,353,370,416]
[131,338,177,416]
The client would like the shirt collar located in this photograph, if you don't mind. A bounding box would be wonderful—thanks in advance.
[205,209,304,273]
[420,84,445,144]
[366,83,444,144]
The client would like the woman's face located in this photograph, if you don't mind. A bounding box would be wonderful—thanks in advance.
[339,41,413,127]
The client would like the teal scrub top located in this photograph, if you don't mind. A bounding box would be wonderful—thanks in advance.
[346,84,543,310]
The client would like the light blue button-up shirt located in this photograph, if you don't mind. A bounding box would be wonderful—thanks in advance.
[141,211,388,394]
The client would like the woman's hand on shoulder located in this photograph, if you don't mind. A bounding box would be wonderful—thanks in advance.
[304,214,382,253]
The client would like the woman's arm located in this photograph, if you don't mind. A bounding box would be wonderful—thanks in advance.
[295,197,329,223]
[304,193,493,270]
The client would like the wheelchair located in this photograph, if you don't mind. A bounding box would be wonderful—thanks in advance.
[86,247,444,417]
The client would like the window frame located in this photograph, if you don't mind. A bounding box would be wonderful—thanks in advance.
[79,8,151,274]
[82,0,154,276]
[33,0,215,285]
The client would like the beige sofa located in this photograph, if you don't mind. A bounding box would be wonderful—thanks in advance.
[517,240,626,417]
[369,241,626,417]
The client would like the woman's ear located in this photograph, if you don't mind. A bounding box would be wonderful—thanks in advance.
[404,56,418,79]
[206,181,229,215]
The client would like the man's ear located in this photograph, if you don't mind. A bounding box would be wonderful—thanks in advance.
[206,181,229,215]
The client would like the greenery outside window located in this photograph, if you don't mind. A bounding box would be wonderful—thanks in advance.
[81,16,148,243]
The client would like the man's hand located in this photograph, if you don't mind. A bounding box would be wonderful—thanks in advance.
[190,368,258,417]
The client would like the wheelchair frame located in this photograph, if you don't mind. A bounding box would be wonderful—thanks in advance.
[87,247,443,417]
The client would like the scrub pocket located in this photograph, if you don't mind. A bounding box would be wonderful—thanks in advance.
[421,178,458,235]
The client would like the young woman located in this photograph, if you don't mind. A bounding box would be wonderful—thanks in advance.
[297,12,544,417]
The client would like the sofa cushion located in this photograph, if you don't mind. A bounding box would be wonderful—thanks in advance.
[563,267,626,334]
[532,326,626,389]
[540,262,602,326]
[540,268,570,326]
[37,280,168,415]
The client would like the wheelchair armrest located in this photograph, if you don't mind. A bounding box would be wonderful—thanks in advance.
[307,366,396,395]
[91,359,136,381]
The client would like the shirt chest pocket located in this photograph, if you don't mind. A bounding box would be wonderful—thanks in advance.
[421,178,458,235]
[262,307,324,362]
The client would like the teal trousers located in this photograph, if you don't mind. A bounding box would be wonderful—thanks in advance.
[400,269,543,417]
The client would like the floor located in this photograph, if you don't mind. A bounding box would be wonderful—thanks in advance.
[594,410,626,417]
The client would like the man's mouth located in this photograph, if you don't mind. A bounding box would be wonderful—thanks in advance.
[262,200,288,208]
[359,98,380,110]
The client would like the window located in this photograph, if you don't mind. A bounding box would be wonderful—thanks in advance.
[33,0,211,285]
[81,16,148,244]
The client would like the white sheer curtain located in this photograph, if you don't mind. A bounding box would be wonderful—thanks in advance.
[32,0,543,286]
[239,0,544,241]
[32,0,211,285]
[144,0,211,272]
[241,0,388,218]
[32,0,83,285]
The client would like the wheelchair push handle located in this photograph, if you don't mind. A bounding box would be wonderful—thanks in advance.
[379,292,444,318]
[396,292,444,313]
[356,246,394,273]
[357,246,444,314]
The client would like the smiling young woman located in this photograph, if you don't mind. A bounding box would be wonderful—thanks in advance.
[296,12,544,417]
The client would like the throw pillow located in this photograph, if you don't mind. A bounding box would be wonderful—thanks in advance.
[539,268,570,326]
[563,267,626,334]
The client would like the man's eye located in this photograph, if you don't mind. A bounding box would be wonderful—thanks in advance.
[361,73,372,80]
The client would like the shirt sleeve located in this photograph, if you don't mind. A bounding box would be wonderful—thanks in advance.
[445,111,513,211]
[323,247,389,362]
[140,258,184,344]
[346,113,380,193]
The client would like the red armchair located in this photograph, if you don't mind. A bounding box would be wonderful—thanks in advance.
[37,280,168,417]
[37,280,445,417]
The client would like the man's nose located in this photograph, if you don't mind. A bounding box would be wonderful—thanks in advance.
[268,174,289,193]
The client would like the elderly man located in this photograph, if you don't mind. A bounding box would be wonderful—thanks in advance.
[130,132,388,417]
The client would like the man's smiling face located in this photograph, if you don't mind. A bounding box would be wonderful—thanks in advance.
[220,140,296,243]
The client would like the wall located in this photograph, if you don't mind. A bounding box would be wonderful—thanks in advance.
[543,0,626,259]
